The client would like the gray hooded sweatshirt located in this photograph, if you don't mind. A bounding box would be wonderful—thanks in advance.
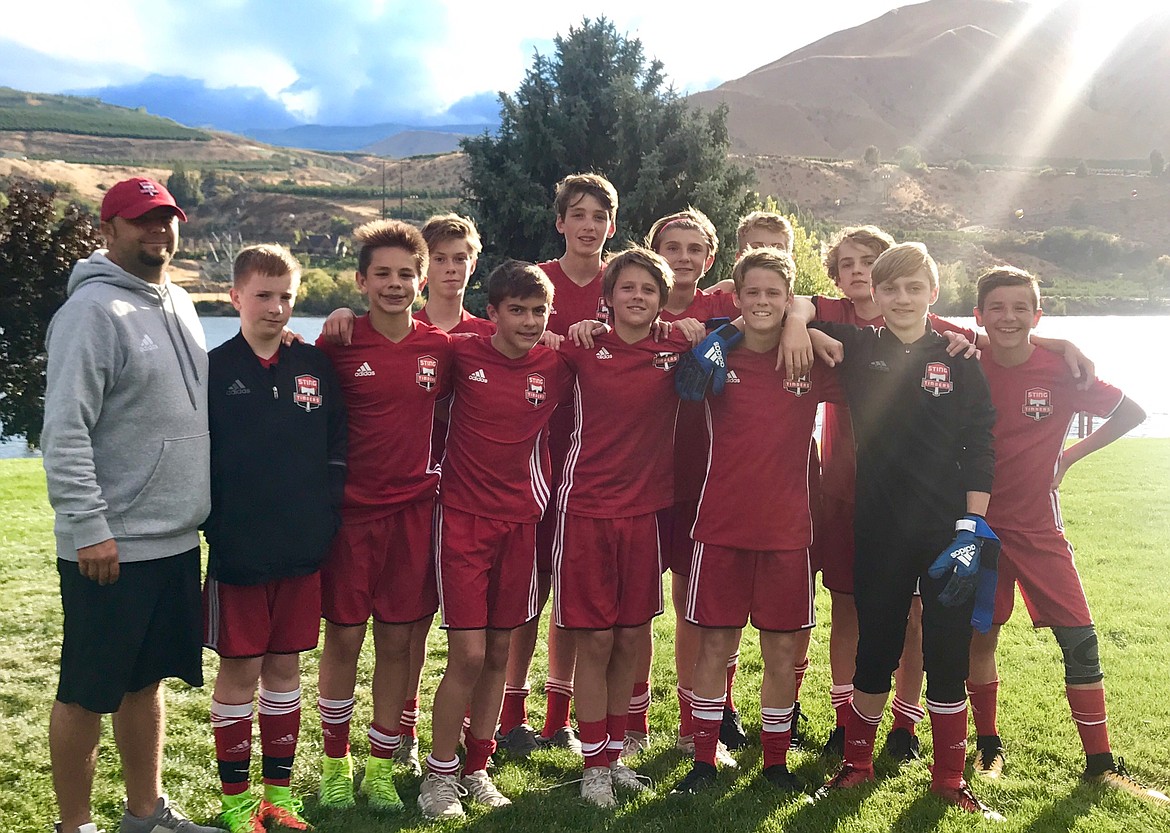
[42,251,211,562]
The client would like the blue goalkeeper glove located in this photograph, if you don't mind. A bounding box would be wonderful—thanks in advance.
[674,323,743,401]
[970,537,1000,634]
[928,514,999,607]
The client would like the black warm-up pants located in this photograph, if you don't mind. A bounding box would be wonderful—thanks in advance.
[851,532,976,704]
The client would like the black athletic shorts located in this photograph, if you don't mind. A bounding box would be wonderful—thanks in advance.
[57,547,204,713]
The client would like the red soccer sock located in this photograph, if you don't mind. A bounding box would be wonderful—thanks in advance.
[462,732,496,776]
[605,713,626,763]
[1067,685,1111,757]
[843,701,880,774]
[677,687,695,738]
[398,696,420,740]
[725,654,739,712]
[793,658,809,702]
[318,696,354,759]
[761,706,794,768]
[627,681,651,736]
[830,684,854,728]
[927,698,968,790]
[578,719,609,769]
[212,699,253,796]
[368,721,401,760]
[967,679,1000,737]
[499,684,529,735]
[541,677,573,738]
[691,694,725,767]
[259,687,301,788]
[891,695,925,735]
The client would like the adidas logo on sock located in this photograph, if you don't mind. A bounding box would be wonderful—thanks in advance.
[226,379,250,396]
[595,348,613,360]
[139,333,159,352]
[354,361,376,377]
[725,370,741,384]
[227,740,251,754]
[272,733,297,745]
[468,368,488,383]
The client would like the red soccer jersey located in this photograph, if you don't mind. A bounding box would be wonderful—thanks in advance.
[415,306,496,336]
[540,259,608,336]
[663,288,741,502]
[317,316,452,522]
[556,330,689,518]
[814,296,976,503]
[981,347,1124,533]
[440,336,573,523]
[692,348,844,551]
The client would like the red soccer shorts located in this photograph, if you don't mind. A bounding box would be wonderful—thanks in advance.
[552,511,665,629]
[203,572,321,658]
[994,526,1092,628]
[321,499,438,626]
[667,499,700,577]
[436,505,539,630]
[686,543,815,632]
[816,493,856,595]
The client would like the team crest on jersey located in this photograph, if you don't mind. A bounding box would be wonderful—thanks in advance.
[1022,387,1054,421]
[293,374,323,411]
[596,297,611,324]
[921,362,953,397]
[784,374,812,397]
[416,355,438,391]
[653,351,679,371]
[525,373,547,407]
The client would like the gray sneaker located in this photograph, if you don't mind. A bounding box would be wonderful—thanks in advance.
[119,797,225,833]
[393,734,423,776]
[56,824,104,833]
[539,726,583,755]
[495,723,541,757]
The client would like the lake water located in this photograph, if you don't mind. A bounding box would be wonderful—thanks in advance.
[4,314,1168,459]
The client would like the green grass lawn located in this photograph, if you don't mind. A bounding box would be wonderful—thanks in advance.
[2,440,1168,832]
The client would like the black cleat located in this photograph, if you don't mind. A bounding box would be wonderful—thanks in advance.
[720,707,748,750]
[789,700,808,749]
[972,735,1005,779]
[883,727,921,764]
[762,764,811,801]
[671,762,718,794]
[822,725,845,758]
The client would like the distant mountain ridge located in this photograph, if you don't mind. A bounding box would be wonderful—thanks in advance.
[242,122,494,155]
[689,0,1170,161]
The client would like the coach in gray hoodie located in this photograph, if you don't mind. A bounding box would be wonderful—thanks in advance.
[41,178,222,833]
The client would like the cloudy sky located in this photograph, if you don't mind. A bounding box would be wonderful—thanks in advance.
[1,0,903,131]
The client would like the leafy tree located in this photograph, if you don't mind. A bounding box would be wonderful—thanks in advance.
[862,145,881,167]
[895,145,925,173]
[758,196,836,297]
[952,159,977,178]
[167,162,203,211]
[1151,149,1165,177]
[1075,160,1089,178]
[461,17,755,280]
[0,181,102,447]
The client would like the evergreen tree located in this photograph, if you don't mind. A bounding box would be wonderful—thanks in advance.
[462,17,755,281]
[167,162,203,211]
[0,181,102,447]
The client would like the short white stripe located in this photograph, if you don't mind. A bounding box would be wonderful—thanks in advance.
[434,505,448,628]
[551,511,567,627]
[685,541,703,623]
[926,698,967,716]
[205,576,220,649]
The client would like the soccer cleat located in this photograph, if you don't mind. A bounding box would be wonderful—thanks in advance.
[259,786,311,831]
[814,763,876,801]
[720,706,748,750]
[218,794,263,833]
[119,797,226,833]
[675,733,695,755]
[621,730,650,759]
[883,727,921,764]
[1086,758,1170,807]
[973,735,1006,779]
[789,701,808,749]
[360,756,405,812]
[580,766,616,808]
[930,781,1005,821]
[715,740,740,769]
[418,772,467,819]
[610,760,653,793]
[671,761,718,794]
[495,723,541,757]
[318,754,355,809]
[393,735,422,777]
[762,765,813,802]
[460,770,512,808]
[823,725,846,758]
[57,826,104,833]
[539,725,583,755]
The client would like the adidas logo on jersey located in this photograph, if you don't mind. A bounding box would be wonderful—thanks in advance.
[139,333,159,353]
[868,360,889,372]
[595,348,613,360]
[468,368,488,383]
[354,361,376,377]
[725,370,741,384]
[226,379,250,396]
[702,342,725,367]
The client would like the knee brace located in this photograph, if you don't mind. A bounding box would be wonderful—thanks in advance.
[1052,625,1104,685]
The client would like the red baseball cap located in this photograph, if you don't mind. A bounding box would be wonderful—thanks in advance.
[100,177,188,223]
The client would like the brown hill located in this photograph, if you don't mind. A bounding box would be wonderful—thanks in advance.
[690,0,1170,162]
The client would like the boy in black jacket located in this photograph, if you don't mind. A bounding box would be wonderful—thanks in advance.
[202,245,347,833]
